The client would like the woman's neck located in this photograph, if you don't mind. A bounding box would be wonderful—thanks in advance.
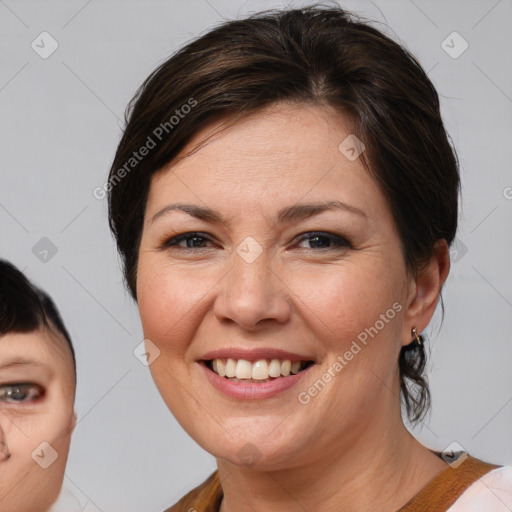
[216,416,446,512]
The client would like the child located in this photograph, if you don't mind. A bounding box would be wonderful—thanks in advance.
[0,260,77,512]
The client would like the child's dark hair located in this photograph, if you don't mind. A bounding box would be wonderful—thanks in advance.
[0,259,76,381]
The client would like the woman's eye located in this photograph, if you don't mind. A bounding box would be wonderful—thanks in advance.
[0,384,43,404]
[162,232,214,250]
[296,232,352,250]
[161,231,351,252]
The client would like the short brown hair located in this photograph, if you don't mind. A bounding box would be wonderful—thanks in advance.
[107,5,460,423]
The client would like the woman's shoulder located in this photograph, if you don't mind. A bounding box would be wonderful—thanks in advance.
[396,452,506,511]
[162,454,512,512]
[447,463,512,511]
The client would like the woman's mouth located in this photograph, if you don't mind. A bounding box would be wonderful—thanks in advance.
[200,357,315,399]
[206,358,314,382]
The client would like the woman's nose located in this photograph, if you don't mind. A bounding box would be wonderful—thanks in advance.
[212,241,291,331]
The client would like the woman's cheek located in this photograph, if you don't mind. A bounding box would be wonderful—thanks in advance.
[138,261,212,343]
[138,279,184,344]
[288,267,379,327]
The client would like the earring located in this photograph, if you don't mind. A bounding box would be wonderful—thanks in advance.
[411,327,422,346]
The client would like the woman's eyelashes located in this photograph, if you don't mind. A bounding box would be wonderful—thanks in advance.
[0,383,44,404]
[161,232,214,251]
[295,232,353,250]
[159,231,353,252]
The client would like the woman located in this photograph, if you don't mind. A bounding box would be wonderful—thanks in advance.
[0,260,77,512]
[107,5,512,511]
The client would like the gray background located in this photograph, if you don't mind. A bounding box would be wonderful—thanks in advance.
[1,0,511,510]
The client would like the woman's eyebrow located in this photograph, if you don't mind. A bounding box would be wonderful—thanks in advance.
[150,200,367,226]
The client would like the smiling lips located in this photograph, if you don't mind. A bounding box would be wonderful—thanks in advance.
[199,348,315,398]
[209,358,311,381]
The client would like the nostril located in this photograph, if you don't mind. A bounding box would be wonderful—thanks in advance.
[1,438,11,462]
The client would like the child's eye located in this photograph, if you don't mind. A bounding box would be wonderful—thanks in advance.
[0,384,44,404]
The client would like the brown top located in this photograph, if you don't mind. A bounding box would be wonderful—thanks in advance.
[164,453,500,512]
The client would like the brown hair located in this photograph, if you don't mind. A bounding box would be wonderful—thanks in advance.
[107,5,460,423]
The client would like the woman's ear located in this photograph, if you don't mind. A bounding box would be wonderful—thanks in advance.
[402,239,451,346]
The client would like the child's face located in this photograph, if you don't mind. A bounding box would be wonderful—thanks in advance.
[0,328,76,512]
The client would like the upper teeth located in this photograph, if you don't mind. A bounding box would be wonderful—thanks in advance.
[211,358,307,380]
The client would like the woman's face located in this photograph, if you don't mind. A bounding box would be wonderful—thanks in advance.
[137,103,426,469]
[0,329,76,511]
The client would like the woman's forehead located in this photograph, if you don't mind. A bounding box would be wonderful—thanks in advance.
[170,103,354,169]
[146,105,379,215]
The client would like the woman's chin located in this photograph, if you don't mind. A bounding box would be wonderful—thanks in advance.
[199,433,310,471]
[214,450,297,471]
